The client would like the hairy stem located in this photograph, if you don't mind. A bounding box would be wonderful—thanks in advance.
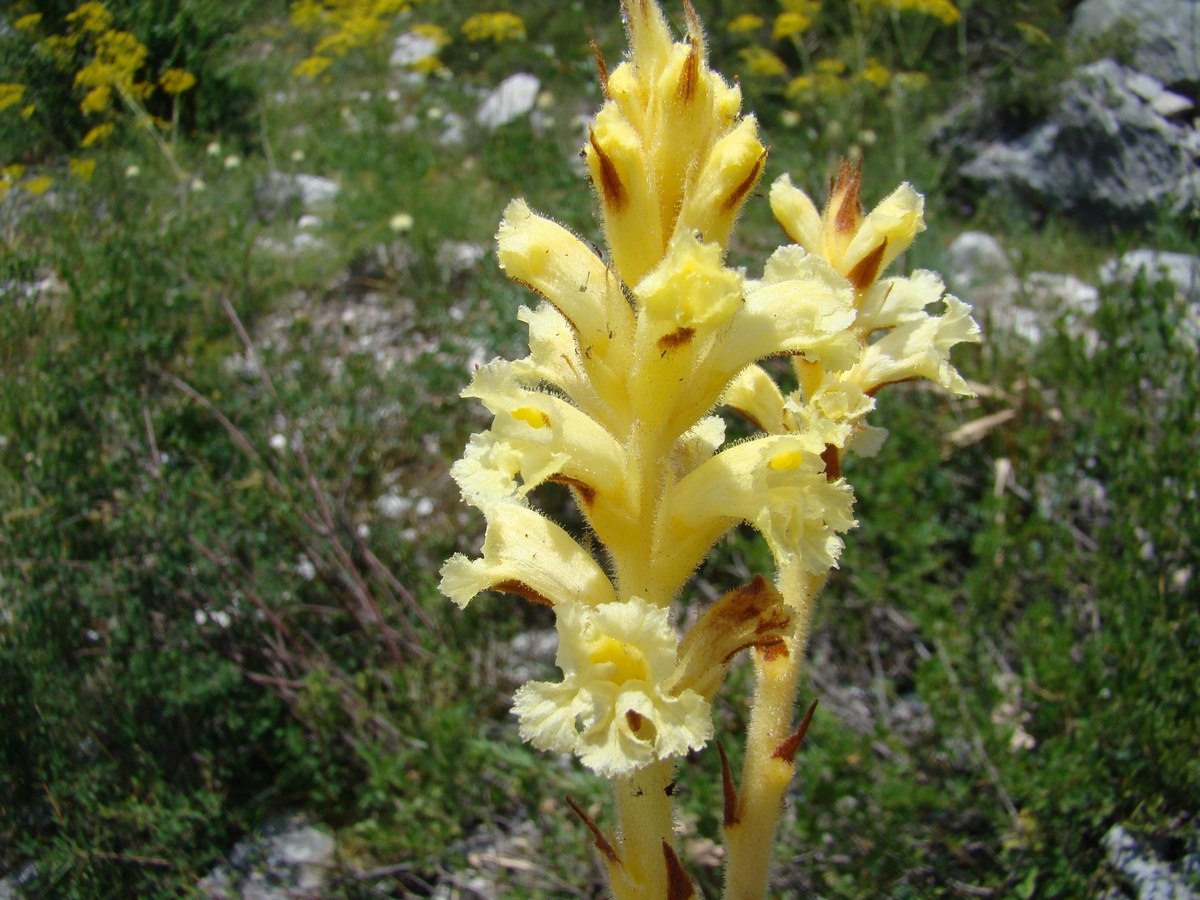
[612,759,677,898]
[722,563,826,900]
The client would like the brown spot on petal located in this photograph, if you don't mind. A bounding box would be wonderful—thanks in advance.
[676,37,700,103]
[830,158,863,236]
[847,239,887,294]
[590,130,628,212]
[491,580,553,607]
[772,698,819,764]
[760,640,790,663]
[821,443,841,482]
[722,147,768,213]
[658,326,696,354]
[663,842,696,900]
[548,474,597,508]
[625,709,645,733]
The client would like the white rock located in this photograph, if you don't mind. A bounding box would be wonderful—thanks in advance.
[944,231,1013,291]
[476,73,540,129]
[1101,249,1200,303]
[292,173,339,207]
[390,30,441,67]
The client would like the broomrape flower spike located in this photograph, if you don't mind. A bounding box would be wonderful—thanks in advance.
[439,1,979,898]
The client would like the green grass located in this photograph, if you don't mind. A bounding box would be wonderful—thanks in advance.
[2,1,1198,897]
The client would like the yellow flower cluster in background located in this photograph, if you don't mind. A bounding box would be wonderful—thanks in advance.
[0,3,201,193]
[460,11,526,43]
[288,2,527,78]
[290,0,420,77]
[726,0,959,107]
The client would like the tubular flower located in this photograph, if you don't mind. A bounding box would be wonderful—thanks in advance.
[512,597,712,777]
[723,160,981,464]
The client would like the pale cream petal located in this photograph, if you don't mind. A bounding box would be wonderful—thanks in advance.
[722,364,791,434]
[842,181,925,276]
[674,116,766,250]
[856,269,946,333]
[513,597,712,777]
[438,504,616,609]
[497,198,635,360]
[770,174,823,255]
[664,434,856,577]
[708,253,859,383]
[512,678,589,755]
[850,294,980,395]
[464,360,626,497]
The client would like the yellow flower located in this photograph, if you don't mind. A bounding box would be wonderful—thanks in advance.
[69,157,96,180]
[857,59,891,88]
[773,11,814,41]
[512,598,712,777]
[80,85,112,113]
[81,122,115,146]
[24,175,53,195]
[739,46,789,78]
[0,84,27,113]
[461,12,526,43]
[292,56,332,78]
[14,13,43,31]
[66,2,114,34]
[726,14,764,33]
[158,68,196,94]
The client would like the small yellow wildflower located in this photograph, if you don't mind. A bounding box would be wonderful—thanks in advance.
[857,59,891,88]
[461,12,526,43]
[66,2,114,34]
[773,11,814,41]
[69,157,97,180]
[389,212,414,232]
[739,47,789,78]
[81,122,115,147]
[24,175,54,195]
[14,13,43,31]
[21,104,36,118]
[80,84,112,113]
[726,14,764,33]
[293,55,333,78]
[2,164,27,182]
[159,68,197,94]
[860,0,960,25]
[0,84,27,113]
[410,22,452,49]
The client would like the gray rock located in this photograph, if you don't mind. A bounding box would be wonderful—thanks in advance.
[476,73,540,130]
[0,863,38,899]
[1101,249,1200,303]
[198,816,336,900]
[255,173,340,223]
[1071,0,1200,87]
[959,60,1200,224]
[436,240,488,280]
[1104,824,1197,900]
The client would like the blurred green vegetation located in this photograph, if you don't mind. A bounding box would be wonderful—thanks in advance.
[2,0,1197,897]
